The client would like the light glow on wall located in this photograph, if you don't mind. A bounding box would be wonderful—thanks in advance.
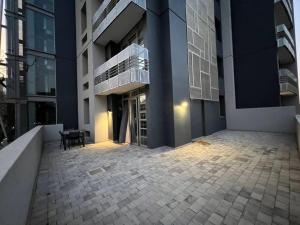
[174,101,189,118]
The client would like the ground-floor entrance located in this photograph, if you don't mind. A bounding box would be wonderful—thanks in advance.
[128,93,147,146]
[109,89,147,147]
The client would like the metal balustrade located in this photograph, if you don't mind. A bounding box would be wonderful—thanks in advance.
[274,0,293,29]
[277,37,296,64]
[276,24,295,47]
[279,69,298,96]
[94,44,149,95]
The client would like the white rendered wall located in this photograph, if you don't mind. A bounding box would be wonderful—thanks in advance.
[75,0,108,142]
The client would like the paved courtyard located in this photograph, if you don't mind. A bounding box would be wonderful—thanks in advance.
[28,131,300,225]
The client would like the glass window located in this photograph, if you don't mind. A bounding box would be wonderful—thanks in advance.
[27,55,56,96]
[26,9,55,54]
[84,98,90,124]
[26,0,54,12]
[28,101,56,129]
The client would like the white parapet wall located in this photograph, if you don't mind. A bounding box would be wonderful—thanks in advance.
[0,125,49,225]
[43,124,64,142]
[226,106,297,134]
[0,124,77,225]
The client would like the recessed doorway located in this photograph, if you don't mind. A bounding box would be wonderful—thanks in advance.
[128,93,147,146]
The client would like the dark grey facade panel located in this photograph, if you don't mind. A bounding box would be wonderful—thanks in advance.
[190,100,204,139]
[168,9,191,147]
[203,101,226,135]
[54,0,78,129]
[146,0,228,147]
[230,0,280,108]
[145,8,168,148]
[190,100,226,139]
[146,0,191,148]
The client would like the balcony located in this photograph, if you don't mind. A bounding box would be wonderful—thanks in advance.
[276,24,295,47]
[274,0,293,29]
[93,0,146,45]
[277,37,295,64]
[94,43,149,95]
[279,69,298,96]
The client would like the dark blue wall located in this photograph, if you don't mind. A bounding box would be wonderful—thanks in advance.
[54,0,78,129]
[231,0,280,108]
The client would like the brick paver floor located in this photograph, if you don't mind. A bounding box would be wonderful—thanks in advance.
[28,130,300,225]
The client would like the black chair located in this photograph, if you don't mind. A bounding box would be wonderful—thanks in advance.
[67,131,81,149]
[79,131,85,147]
[59,131,65,149]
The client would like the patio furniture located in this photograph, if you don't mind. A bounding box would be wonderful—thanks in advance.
[59,131,65,149]
[60,130,85,150]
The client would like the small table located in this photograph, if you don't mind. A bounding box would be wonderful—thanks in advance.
[62,130,85,150]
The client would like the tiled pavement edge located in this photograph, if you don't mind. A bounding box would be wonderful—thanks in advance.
[28,131,300,225]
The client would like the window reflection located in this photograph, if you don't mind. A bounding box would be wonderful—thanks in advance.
[27,55,56,96]
[26,0,54,12]
[26,9,55,54]
[28,102,56,129]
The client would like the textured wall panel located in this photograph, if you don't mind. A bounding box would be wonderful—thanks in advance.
[186,0,219,101]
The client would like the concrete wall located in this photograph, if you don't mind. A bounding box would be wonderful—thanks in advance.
[221,0,296,133]
[227,106,296,133]
[0,126,43,225]
[43,124,64,142]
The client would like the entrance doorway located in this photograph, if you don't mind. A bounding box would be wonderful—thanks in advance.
[128,94,147,146]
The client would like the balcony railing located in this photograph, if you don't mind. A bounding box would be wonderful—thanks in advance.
[279,69,298,96]
[274,0,293,29]
[277,37,295,64]
[276,24,295,47]
[94,43,149,95]
[93,0,146,45]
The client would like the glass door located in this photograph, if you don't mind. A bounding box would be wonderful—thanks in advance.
[128,94,147,146]
[139,94,147,146]
[129,98,138,145]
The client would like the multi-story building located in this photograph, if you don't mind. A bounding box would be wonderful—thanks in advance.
[0,0,78,143]
[223,0,298,132]
[75,0,298,149]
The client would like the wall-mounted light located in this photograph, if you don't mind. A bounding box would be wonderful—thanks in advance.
[181,101,188,108]
[174,100,189,119]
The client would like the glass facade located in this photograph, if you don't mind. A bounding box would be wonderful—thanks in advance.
[26,0,54,12]
[25,1,57,128]
[0,0,58,144]
[26,9,55,54]
[27,55,56,96]
[28,102,56,129]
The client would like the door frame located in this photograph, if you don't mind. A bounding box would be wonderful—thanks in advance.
[123,92,147,146]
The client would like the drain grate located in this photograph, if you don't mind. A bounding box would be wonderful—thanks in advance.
[88,167,105,176]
